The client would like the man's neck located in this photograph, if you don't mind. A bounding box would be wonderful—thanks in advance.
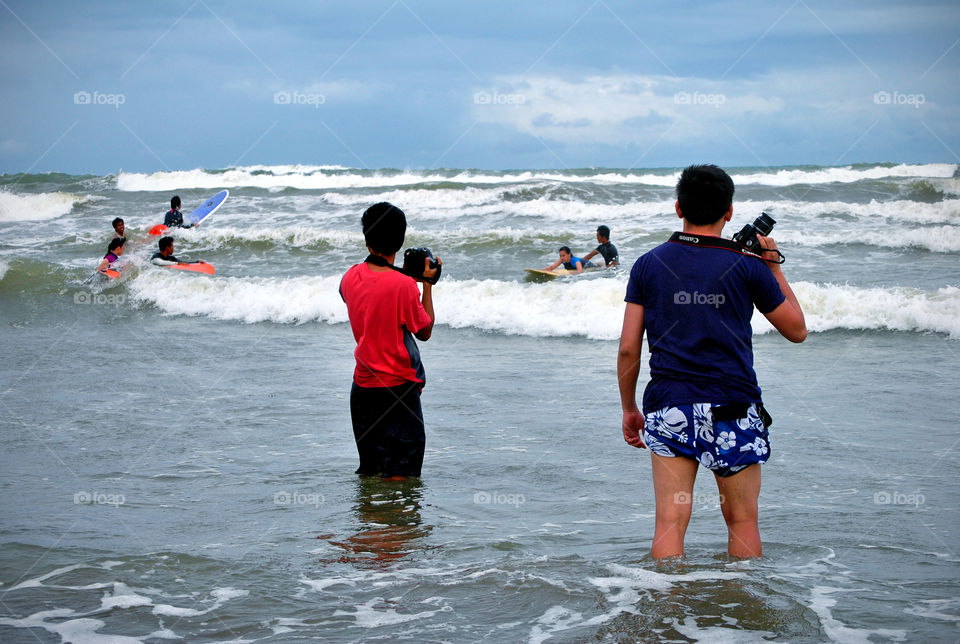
[682,221,725,237]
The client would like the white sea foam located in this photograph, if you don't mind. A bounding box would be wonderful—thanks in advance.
[0,609,144,643]
[4,563,87,591]
[729,163,955,186]
[152,587,248,617]
[128,269,960,340]
[333,597,449,627]
[114,163,957,192]
[809,586,907,643]
[99,583,153,611]
[177,224,365,248]
[177,220,960,254]
[904,598,960,622]
[937,177,960,196]
[0,190,89,221]
[128,272,349,324]
[756,198,960,225]
[526,564,757,642]
[323,193,960,226]
[777,225,960,253]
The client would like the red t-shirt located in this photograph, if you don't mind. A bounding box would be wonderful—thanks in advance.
[340,263,433,388]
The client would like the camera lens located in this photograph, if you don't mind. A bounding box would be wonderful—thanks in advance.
[754,213,776,236]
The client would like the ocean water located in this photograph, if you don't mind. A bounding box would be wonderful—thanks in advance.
[0,163,958,642]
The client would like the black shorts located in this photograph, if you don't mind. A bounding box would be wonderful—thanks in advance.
[350,381,425,477]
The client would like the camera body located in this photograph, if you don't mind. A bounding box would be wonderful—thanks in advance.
[403,247,442,284]
[732,212,776,253]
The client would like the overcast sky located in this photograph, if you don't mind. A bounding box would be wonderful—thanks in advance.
[1,0,958,174]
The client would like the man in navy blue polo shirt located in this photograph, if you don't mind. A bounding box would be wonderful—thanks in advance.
[617,164,806,559]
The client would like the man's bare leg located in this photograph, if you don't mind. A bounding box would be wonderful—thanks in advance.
[650,453,699,559]
[715,464,762,558]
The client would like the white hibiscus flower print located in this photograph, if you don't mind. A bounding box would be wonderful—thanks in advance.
[736,405,764,432]
[646,406,688,438]
[717,430,737,451]
[739,437,769,456]
[643,432,675,457]
[693,403,713,442]
[699,452,716,469]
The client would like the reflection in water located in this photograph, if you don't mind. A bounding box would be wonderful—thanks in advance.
[327,477,432,568]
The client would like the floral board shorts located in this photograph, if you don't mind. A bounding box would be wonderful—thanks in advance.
[643,403,770,477]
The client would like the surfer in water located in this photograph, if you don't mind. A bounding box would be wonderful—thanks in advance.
[541,246,595,273]
[151,236,206,266]
[581,225,619,267]
[97,237,125,275]
[163,195,194,229]
[112,217,126,240]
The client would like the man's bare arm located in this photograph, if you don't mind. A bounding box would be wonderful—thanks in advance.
[618,302,647,448]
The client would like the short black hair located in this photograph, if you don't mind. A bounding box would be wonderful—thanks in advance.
[108,238,125,252]
[676,164,735,226]
[171,195,181,209]
[362,202,406,255]
[158,236,173,252]
[112,217,124,229]
[597,225,610,239]
[559,246,571,254]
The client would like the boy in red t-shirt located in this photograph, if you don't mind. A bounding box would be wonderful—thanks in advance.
[339,202,441,478]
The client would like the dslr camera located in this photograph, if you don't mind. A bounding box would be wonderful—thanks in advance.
[732,212,776,253]
[403,247,442,284]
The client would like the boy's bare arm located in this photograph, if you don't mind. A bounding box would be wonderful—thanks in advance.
[415,257,439,341]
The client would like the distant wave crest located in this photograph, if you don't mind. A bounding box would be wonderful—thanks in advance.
[114,163,958,192]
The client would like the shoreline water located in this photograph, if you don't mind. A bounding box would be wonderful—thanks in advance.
[1,162,958,641]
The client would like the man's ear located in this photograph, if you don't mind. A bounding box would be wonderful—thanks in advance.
[675,201,683,219]
[724,205,733,222]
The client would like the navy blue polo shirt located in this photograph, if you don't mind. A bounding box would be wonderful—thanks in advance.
[624,237,785,414]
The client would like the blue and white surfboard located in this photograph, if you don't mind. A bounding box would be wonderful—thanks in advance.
[185,189,229,226]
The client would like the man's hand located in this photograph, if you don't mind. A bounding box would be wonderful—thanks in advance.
[622,410,646,449]
[422,256,441,282]
[757,235,781,269]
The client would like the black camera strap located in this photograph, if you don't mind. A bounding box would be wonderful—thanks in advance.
[668,232,785,264]
[365,253,403,272]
